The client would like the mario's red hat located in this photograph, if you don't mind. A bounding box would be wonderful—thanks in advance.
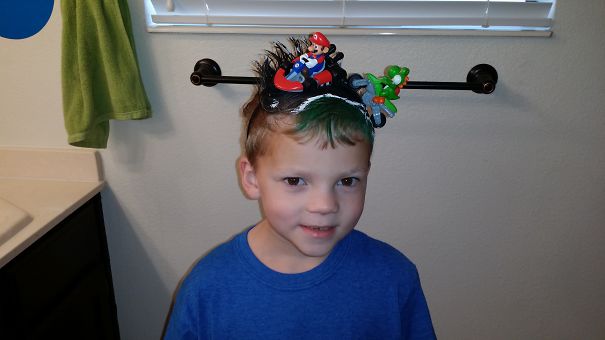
[309,32,330,47]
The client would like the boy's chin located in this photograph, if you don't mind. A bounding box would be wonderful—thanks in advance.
[294,229,349,257]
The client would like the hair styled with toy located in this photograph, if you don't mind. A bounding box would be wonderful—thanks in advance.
[242,36,374,166]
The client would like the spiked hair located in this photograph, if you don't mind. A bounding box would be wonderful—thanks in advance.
[242,36,374,166]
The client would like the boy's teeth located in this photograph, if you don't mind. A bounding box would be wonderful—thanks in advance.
[308,226,331,231]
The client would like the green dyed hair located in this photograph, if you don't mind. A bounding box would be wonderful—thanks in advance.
[287,96,374,148]
[243,95,374,166]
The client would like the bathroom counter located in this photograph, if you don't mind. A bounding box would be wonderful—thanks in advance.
[0,147,104,268]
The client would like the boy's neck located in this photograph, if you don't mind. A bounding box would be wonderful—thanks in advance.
[247,221,328,274]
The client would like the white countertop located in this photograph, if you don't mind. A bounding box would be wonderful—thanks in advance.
[0,147,105,268]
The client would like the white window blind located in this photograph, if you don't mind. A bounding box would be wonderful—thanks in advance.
[145,0,555,36]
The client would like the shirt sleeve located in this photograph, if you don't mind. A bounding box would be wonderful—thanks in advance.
[400,268,437,340]
[164,278,203,340]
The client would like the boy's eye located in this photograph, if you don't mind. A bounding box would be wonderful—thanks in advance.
[283,177,306,186]
[338,177,359,187]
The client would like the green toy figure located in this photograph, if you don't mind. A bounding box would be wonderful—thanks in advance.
[367,65,409,114]
[349,65,409,128]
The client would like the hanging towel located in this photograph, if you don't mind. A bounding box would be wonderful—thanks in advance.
[61,0,151,148]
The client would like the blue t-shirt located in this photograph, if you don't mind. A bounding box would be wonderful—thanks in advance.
[165,228,436,339]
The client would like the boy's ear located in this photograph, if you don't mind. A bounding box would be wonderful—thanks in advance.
[238,156,260,200]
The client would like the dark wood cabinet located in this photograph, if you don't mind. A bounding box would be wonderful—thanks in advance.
[0,194,120,339]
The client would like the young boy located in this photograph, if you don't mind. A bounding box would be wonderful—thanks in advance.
[165,36,436,339]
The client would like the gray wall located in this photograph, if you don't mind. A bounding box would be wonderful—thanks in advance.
[1,1,604,339]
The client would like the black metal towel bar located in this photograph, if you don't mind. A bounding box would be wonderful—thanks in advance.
[190,58,498,94]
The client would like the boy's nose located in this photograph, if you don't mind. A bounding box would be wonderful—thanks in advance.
[307,189,339,214]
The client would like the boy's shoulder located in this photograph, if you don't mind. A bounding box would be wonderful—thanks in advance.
[179,232,243,291]
[350,229,415,262]
[348,229,419,279]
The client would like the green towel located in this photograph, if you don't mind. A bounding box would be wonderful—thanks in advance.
[61,0,151,148]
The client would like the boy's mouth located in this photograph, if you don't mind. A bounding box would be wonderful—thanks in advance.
[300,225,337,238]
[303,225,333,231]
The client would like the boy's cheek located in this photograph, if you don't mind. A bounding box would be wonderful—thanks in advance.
[262,203,300,227]
[347,192,367,216]
[274,196,303,215]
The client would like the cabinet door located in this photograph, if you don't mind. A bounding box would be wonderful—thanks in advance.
[28,266,119,340]
[4,198,103,321]
[0,194,120,340]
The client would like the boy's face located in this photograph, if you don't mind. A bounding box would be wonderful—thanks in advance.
[240,131,371,269]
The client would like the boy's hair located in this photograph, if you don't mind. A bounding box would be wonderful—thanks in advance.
[243,37,375,166]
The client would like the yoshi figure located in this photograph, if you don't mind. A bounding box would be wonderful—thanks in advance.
[366,65,410,115]
[349,65,409,128]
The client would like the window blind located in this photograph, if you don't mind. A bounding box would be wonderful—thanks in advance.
[145,0,554,36]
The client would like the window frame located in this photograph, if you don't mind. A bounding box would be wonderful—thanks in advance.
[144,0,555,37]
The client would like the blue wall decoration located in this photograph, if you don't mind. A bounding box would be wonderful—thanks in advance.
[0,0,54,40]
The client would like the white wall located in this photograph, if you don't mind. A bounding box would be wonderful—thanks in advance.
[2,1,605,339]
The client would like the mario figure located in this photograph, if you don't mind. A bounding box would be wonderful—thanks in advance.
[286,32,331,82]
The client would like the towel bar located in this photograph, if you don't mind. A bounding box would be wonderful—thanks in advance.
[190,58,498,95]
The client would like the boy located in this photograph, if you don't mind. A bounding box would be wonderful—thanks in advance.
[165,36,436,339]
